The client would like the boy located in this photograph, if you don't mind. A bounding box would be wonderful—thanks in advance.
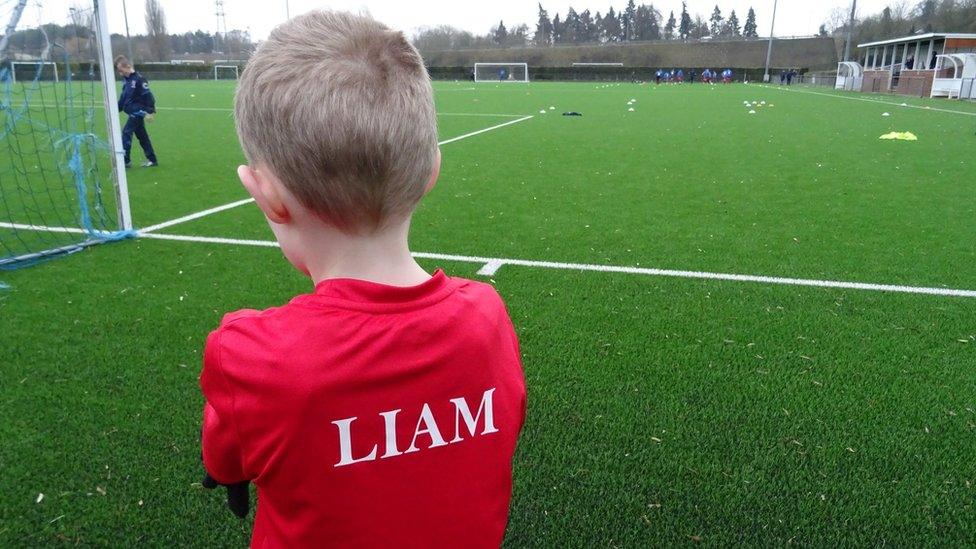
[199,10,527,548]
[114,56,157,168]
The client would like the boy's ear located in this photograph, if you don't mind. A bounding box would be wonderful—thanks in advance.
[424,149,441,195]
[237,165,290,225]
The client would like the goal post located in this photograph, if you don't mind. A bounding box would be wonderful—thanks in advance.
[0,0,134,269]
[10,60,59,83]
[214,64,239,80]
[94,0,132,231]
[474,63,529,83]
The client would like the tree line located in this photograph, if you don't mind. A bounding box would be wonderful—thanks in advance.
[822,0,976,46]
[413,2,761,52]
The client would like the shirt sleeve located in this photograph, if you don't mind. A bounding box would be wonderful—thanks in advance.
[200,328,249,484]
[139,77,156,112]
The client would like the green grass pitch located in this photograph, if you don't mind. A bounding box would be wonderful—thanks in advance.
[2,79,976,545]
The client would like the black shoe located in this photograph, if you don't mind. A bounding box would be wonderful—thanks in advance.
[124,162,132,169]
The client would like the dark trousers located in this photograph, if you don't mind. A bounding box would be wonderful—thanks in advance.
[122,115,157,164]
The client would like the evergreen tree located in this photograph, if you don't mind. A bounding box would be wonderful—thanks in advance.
[915,0,936,31]
[635,4,661,41]
[579,9,598,42]
[664,10,677,39]
[533,3,553,46]
[564,8,580,43]
[743,7,758,38]
[679,2,692,40]
[881,6,894,36]
[602,7,623,42]
[709,5,723,37]
[492,20,508,45]
[622,0,638,40]
[726,10,741,36]
[693,14,708,40]
[818,23,828,37]
[552,13,563,43]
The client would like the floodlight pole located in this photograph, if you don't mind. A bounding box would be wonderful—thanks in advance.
[94,0,133,231]
[763,0,778,83]
[285,0,290,19]
[843,0,857,62]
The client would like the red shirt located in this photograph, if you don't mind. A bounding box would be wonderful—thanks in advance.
[201,270,526,548]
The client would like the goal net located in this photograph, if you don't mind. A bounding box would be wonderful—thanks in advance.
[474,63,529,83]
[214,64,239,80]
[0,0,132,270]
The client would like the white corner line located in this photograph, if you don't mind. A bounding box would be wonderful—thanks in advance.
[136,232,976,299]
[139,197,255,234]
[437,115,535,146]
[762,85,976,117]
[476,259,506,276]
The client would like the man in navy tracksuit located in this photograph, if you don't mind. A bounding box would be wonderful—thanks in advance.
[115,56,157,168]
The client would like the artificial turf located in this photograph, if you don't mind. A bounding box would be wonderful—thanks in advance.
[1,80,975,546]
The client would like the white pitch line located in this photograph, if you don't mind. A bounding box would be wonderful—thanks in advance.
[138,232,976,299]
[437,112,529,118]
[135,116,537,234]
[0,221,86,234]
[436,115,535,146]
[139,197,256,234]
[140,232,278,247]
[763,85,976,117]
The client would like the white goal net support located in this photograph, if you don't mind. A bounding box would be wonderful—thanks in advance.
[474,63,528,83]
[214,64,239,80]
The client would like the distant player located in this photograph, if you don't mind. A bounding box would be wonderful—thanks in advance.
[114,56,157,168]
[655,69,662,84]
[676,69,685,83]
[722,69,733,83]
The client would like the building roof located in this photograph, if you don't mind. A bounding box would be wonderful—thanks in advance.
[858,33,976,48]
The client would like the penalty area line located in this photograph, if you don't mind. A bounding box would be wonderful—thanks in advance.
[140,232,976,299]
[437,115,535,146]
[136,115,536,234]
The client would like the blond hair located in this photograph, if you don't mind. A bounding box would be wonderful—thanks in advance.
[114,55,132,68]
[234,11,438,232]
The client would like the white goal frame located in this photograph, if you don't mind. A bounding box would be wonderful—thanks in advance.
[214,64,239,80]
[474,62,529,83]
[9,61,58,84]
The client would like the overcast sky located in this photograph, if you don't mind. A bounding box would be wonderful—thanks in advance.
[27,1,899,40]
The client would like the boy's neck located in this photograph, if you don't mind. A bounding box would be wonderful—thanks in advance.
[304,221,430,288]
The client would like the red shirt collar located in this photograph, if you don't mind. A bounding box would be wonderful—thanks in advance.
[297,269,455,311]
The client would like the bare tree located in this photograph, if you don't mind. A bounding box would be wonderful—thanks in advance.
[144,0,169,61]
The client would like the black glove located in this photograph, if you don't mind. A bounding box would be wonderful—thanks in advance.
[202,471,251,519]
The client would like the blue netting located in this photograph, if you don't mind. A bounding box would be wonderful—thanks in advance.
[0,1,133,270]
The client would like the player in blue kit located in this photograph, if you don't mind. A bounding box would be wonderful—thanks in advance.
[115,56,158,168]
